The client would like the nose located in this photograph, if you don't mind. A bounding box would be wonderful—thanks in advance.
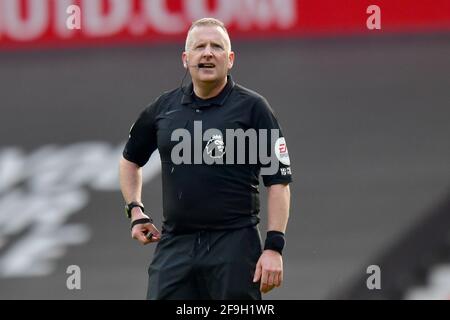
[202,45,213,58]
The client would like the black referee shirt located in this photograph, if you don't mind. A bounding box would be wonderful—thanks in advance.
[123,76,292,233]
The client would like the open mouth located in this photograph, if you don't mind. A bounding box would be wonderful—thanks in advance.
[198,63,215,69]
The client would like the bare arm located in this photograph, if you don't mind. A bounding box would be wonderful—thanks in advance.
[119,156,143,205]
[119,156,160,244]
[267,184,290,233]
[254,183,291,294]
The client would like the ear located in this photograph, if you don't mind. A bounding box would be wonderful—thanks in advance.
[228,51,235,70]
[182,52,188,69]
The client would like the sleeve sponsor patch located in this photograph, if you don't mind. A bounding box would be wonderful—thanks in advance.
[274,137,290,166]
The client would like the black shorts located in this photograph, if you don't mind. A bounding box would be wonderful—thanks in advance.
[147,226,262,300]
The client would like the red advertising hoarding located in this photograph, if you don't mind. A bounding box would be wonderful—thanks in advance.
[0,0,449,50]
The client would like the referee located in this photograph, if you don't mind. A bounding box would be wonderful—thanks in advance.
[119,18,292,300]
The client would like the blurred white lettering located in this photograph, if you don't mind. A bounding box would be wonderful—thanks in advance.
[0,142,160,278]
[185,0,234,25]
[55,0,73,37]
[2,0,49,41]
[82,0,131,36]
[234,0,296,29]
[0,0,298,41]
[144,0,185,34]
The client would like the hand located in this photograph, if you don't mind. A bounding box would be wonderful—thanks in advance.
[253,250,283,294]
[130,213,161,245]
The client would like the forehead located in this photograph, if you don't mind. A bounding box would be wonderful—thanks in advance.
[189,25,229,45]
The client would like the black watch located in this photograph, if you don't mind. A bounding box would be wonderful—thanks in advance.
[125,201,144,219]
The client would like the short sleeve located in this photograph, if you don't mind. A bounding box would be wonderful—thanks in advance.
[252,97,293,187]
[122,102,158,167]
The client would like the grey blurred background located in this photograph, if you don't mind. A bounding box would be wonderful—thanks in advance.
[1,1,450,300]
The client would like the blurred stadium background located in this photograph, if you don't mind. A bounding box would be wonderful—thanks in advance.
[0,0,449,299]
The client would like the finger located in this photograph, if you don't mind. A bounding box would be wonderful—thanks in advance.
[132,225,152,244]
[267,272,275,287]
[145,232,154,240]
[131,228,139,240]
[253,261,262,283]
[273,272,280,287]
[260,270,268,293]
[147,225,162,242]
[145,231,161,242]
[149,224,161,238]
[131,222,150,236]
[136,229,152,244]
[265,273,276,293]
[266,284,275,293]
[276,271,283,287]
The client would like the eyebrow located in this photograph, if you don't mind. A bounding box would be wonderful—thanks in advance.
[194,41,224,48]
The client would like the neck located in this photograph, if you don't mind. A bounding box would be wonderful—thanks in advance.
[193,77,227,99]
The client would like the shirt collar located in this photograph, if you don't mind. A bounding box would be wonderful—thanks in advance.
[181,75,235,108]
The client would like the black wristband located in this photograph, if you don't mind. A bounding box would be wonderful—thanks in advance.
[125,201,145,219]
[130,218,153,230]
[264,231,285,255]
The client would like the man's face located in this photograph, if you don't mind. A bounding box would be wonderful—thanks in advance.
[183,26,234,84]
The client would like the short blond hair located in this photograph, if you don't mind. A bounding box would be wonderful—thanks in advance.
[185,18,231,52]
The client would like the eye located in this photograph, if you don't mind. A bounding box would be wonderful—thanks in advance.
[212,44,224,50]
